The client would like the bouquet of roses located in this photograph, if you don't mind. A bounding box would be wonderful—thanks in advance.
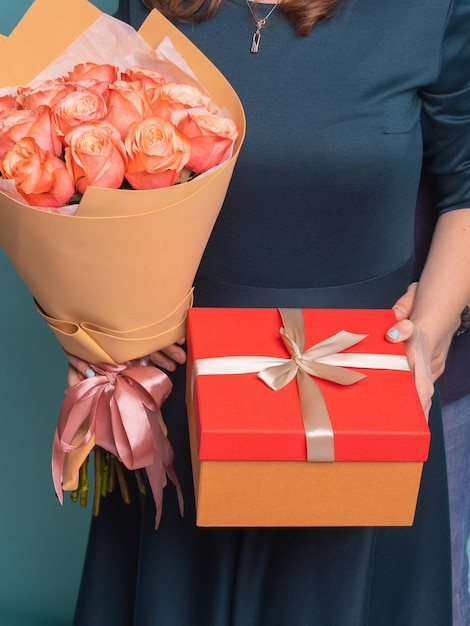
[0,0,245,527]
[0,62,238,209]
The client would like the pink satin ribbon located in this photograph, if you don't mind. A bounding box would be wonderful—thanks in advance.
[52,358,183,527]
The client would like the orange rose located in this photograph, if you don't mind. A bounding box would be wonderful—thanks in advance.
[0,95,19,118]
[151,83,218,122]
[122,66,167,100]
[64,122,127,194]
[66,63,118,99]
[17,78,68,110]
[66,78,112,99]
[177,110,238,173]
[124,116,191,189]
[67,62,118,86]
[53,89,107,138]
[0,106,62,159]
[105,80,153,139]
[0,137,75,208]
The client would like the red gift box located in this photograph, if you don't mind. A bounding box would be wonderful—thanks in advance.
[186,308,430,527]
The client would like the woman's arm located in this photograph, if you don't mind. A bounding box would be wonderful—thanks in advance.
[387,208,470,415]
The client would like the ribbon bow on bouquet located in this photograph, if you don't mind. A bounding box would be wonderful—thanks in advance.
[52,355,183,528]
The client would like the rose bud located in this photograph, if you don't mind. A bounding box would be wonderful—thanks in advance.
[0,94,19,118]
[124,116,191,189]
[122,66,167,100]
[53,89,107,138]
[17,78,68,110]
[177,109,238,172]
[64,121,127,194]
[0,106,62,158]
[105,80,153,139]
[151,82,219,122]
[0,137,75,208]
[67,62,118,85]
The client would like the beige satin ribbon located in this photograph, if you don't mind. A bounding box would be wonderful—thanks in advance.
[191,308,410,461]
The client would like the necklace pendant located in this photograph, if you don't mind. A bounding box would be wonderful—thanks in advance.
[245,1,278,54]
[251,28,261,53]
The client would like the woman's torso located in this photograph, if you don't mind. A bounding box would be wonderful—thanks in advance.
[125,0,456,306]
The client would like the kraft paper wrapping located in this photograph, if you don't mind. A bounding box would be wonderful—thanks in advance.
[0,0,245,365]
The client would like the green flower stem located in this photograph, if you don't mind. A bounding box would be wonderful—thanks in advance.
[79,456,89,508]
[114,458,131,505]
[100,450,109,498]
[135,469,147,495]
[69,450,142,513]
[108,455,116,494]
[92,447,102,517]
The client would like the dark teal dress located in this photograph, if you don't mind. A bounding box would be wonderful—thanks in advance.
[73,1,470,623]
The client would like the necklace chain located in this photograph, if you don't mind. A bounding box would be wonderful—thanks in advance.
[245,0,278,53]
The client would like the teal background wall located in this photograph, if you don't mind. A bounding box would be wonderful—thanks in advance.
[0,2,119,625]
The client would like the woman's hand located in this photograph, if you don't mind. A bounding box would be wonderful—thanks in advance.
[66,353,94,386]
[386,282,455,416]
[65,337,187,386]
[149,337,187,371]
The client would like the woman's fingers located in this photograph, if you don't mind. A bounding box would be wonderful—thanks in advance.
[391,281,418,321]
[150,339,187,371]
[65,352,95,387]
[385,318,415,343]
[65,337,187,385]
[67,364,85,386]
[384,317,435,416]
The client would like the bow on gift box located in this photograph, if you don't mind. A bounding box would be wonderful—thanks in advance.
[191,308,411,462]
[53,358,183,528]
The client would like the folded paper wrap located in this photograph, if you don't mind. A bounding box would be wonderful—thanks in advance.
[0,0,245,365]
[0,0,245,523]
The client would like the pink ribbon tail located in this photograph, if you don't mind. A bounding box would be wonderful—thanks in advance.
[52,358,182,525]
[146,408,184,528]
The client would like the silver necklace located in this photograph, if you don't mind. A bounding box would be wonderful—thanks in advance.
[245,0,279,53]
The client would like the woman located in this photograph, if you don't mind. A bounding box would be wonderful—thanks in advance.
[411,172,470,625]
[73,0,470,624]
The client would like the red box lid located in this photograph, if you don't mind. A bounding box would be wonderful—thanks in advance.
[186,308,430,462]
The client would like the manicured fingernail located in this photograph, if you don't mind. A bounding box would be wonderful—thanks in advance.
[387,328,401,340]
[140,357,149,366]
[84,367,95,378]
